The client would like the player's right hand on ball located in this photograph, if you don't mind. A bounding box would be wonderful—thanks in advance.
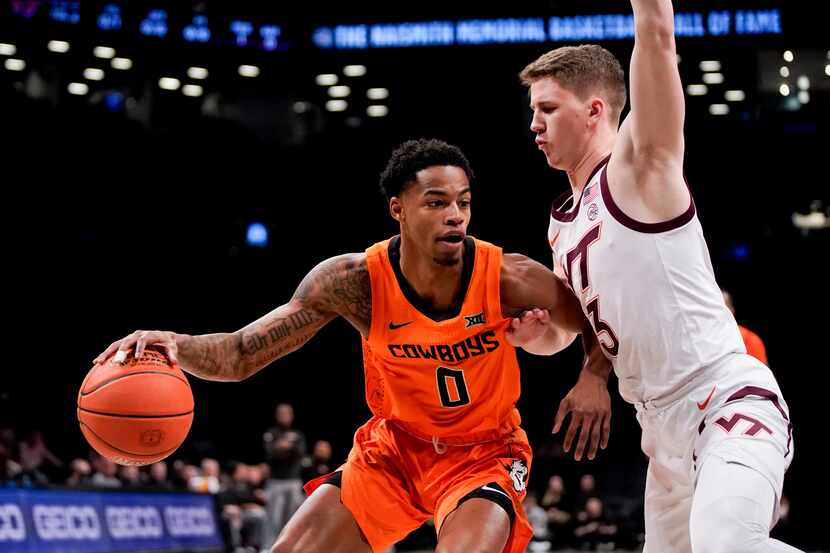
[94,330,180,366]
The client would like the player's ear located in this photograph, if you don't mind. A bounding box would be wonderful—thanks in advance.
[588,97,605,127]
[389,197,403,222]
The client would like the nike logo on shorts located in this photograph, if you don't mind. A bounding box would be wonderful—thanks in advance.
[697,386,717,411]
[480,485,510,499]
[388,321,414,330]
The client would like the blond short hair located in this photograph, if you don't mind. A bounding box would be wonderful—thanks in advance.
[520,45,627,121]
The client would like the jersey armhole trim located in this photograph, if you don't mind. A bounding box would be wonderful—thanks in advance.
[364,244,385,344]
[600,163,696,233]
[484,241,503,321]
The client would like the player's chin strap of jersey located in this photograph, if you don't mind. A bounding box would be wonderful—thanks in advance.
[432,436,448,454]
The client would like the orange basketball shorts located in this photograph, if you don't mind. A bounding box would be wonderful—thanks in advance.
[304,416,533,553]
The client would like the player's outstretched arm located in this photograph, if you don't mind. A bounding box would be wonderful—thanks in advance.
[501,254,613,460]
[552,327,613,460]
[628,0,685,164]
[500,253,584,354]
[94,253,370,382]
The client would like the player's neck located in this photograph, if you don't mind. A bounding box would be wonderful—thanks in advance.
[398,238,465,311]
[566,139,614,198]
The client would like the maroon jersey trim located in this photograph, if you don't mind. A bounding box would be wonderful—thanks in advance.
[600,163,696,233]
[550,155,611,222]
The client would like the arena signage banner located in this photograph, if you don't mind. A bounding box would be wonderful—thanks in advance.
[0,489,222,553]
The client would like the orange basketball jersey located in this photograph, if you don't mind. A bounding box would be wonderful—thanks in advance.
[362,236,522,445]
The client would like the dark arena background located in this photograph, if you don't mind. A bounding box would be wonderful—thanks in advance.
[2,1,828,552]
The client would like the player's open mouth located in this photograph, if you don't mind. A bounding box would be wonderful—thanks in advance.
[437,233,465,244]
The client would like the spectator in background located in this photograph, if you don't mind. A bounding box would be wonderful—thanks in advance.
[18,429,62,483]
[181,464,200,489]
[189,458,221,494]
[147,461,175,491]
[541,474,569,511]
[65,458,92,487]
[171,459,192,489]
[119,465,144,489]
[541,475,573,549]
[219,461,267,553]
[723,289,768,364]
[524,493,551,543]
[0,442,22,483]
[246,464,267,506]
[262,403,306,546]
[573,497,618,550]
[90,455,121,488]
[256,462,271,484]
[573,474,597,513]
[0,427,16,456]
[300,439,333,483]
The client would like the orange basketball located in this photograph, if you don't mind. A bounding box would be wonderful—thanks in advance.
[77,348,194,466]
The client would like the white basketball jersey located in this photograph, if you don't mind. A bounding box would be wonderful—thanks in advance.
[548,157,745,404]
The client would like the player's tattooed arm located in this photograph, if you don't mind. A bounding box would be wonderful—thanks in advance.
[94,254,370,382]
[293,253,371,335]
[226,253,371,380]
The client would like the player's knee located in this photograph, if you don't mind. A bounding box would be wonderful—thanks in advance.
[690,496,770,553]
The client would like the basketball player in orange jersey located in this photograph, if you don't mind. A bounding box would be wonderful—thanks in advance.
[95,138,611,553]
[515,0,802,551]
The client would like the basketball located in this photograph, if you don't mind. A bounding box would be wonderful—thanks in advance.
[77,348,194,466]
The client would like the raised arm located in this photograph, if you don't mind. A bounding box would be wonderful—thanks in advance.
[94,253,371,382]
[629,0,685,162]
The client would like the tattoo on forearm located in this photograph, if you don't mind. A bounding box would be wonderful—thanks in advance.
[245,336,308,366]
[241,310,322,355]
[244,332,269,354]
[179,334,237,380]
[289,311,317,332]
[199,344,221,374]
[268,318,292,342]
[237,306,327,376]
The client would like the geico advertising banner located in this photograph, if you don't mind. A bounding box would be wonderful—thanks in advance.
[0,489,222,552]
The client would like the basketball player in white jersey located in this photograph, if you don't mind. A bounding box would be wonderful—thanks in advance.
[509,1,802,552]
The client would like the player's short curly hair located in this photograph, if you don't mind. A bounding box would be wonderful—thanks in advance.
[379,138,474,201]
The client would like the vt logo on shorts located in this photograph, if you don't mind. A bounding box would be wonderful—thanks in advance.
[505,459,528,492]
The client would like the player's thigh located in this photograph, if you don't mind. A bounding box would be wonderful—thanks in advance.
[435,497,511,553]
[643,459,694,553]
[270,483,371,553]
[696,391,792,501]
[690,455,781,553]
